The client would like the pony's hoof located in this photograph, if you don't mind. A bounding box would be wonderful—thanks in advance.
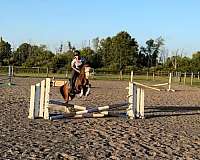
[76,94,82,98]
[85,92,90,96]
[85,88,91,96]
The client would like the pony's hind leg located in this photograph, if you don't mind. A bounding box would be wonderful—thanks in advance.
[60,83,71,103]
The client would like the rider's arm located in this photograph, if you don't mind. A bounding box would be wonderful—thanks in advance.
[71,59,80,73]
[71,59,76,68]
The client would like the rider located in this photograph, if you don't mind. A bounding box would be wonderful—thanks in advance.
[70,50,85,94]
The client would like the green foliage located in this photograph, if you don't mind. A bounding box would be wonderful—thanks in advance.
[191,52,200,72]
[1,33,200,73]
[0,37,12,66]
[80,47,102,68]
[137,37,164,69]
[98,31,139,70]
[13,43,32,65]
[50,50,73,71]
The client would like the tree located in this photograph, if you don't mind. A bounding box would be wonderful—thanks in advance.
[80,47,102,68]
[0,37,12,65]
[13,43,32,65]
[92,37,99,52]
[112,31,138,69]
[51,50,73,70]
[159,48,169,65]
[98,31,138,70]
[136,46,148,68]
[23,45,54,67]
[137,37,164,69]
[191,51,200,71]
[99,37,113,67]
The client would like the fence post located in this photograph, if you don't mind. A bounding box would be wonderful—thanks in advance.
[46,67,49,78]
[8,66,12,86]
[184,72,186,85]
[191,72,193,86]
[65,70,68,78]
[131,71,133,82]
[179,72,182,83]
[120,70,123,80]
[153,72,155,81]
[168,73,172,91]
[146,71,149,80]
[37,67,40,77]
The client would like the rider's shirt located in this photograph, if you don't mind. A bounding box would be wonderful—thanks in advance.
[71,57,84,69]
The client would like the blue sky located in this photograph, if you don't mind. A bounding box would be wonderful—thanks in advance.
[1,0,200,56]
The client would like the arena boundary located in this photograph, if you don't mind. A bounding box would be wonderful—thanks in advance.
[0,65,14,86]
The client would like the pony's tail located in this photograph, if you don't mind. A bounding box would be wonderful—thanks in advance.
[60,84,69,103]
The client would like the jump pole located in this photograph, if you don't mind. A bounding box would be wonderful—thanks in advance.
[49,102,129,120]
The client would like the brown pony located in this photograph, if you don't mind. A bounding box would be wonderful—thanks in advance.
[60,64,91,103]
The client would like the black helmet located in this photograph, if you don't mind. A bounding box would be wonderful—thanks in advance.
[74,50,80,56]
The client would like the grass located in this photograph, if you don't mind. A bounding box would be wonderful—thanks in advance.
[1,72,200,88]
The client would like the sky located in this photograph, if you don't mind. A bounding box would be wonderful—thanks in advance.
[1,0,200,56]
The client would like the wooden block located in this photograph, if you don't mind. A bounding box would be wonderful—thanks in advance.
[53,80,67,87]
[48,104,70,113]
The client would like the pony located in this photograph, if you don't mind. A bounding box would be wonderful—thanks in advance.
[60,63,91,103]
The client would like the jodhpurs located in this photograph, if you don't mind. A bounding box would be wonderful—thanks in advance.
[70,69,80,89]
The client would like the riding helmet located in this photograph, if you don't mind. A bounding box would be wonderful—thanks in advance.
[74,50,80,56]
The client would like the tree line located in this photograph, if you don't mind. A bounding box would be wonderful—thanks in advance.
[0,31,200,72]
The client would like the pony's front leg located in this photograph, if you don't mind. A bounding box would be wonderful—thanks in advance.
[79,88,84,97]
[85,83,91,96]
[76,85,84,98]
